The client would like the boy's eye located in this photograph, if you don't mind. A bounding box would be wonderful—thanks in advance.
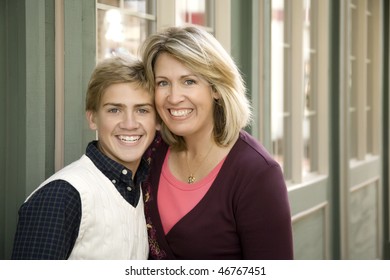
[137,108,149,114]
[108,108,120,113]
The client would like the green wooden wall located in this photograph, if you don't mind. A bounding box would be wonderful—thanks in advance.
[1,0,28,260]
[231,0,253,136]
[63,0,96,166]
[383,0,390,259]
[328,0,342,260]
[0,0,95,259]
[0,0,6,260]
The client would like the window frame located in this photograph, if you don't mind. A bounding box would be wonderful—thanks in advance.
[157,0,230,52]
[268,0,329,185]
[96,0,157,61]
[348,0,382,164]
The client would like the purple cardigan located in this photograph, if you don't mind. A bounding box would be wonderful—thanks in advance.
[142,130,293,260]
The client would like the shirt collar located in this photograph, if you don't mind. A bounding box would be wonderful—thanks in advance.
[85,141,149,187]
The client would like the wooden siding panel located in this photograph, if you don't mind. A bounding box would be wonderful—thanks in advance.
[349,181,379,259]
[292,205,327,259]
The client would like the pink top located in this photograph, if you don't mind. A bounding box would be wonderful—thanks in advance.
[157,148,225,234]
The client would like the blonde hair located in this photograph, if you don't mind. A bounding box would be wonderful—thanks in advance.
[141,26,252,150]
[86,55,149,112]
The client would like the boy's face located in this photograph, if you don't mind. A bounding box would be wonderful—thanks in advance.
[87,82,158,174]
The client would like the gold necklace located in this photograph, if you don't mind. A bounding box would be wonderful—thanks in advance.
[185,144,214,184]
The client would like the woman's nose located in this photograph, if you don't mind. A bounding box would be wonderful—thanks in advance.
[167,84,185,104]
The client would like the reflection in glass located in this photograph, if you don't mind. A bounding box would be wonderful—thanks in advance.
[303,0,317,176]
[271,0,285,172]
[176,0,214,27]
[99,0,120,7]
[366,2,373,154]
[349,2,358,159]
[97,0,156,61]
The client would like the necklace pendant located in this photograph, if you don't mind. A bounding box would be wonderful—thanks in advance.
[188,175,195,184]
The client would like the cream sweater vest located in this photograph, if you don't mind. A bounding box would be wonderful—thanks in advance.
[26,155,148,260]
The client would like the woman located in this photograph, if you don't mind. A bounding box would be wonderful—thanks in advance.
[141,26,293,260]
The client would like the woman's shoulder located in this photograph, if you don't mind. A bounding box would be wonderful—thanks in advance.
[234,130,279,168]
[219,131,286,194]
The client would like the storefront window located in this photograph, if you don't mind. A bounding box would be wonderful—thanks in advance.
[96,0,156,61]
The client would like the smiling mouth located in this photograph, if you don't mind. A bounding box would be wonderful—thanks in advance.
[169,109,193,117]
[118,135,141,143]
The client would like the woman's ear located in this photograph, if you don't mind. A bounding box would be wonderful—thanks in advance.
[211,84,221,100]
[86,110,98,130]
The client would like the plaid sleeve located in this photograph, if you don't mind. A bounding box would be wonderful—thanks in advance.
[11,180,81,259]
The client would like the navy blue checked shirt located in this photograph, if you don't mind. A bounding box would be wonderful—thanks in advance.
[11,141,149,260]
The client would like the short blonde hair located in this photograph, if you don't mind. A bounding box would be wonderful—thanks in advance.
[86,55,149,112]
[141,26,252,150]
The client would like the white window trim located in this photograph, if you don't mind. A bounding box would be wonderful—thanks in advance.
[290,0,304,183]
[316,0,330,175]
[156,0,175,31]
[368,0,382,156]
[214,0,231,53]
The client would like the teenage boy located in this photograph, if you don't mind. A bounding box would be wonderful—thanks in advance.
[11,55,159,259]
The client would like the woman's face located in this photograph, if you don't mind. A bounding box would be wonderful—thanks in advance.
[154,53,219,139]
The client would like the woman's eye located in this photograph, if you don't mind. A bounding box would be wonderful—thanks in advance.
[184,79,196,86]
[156,80,168,87]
